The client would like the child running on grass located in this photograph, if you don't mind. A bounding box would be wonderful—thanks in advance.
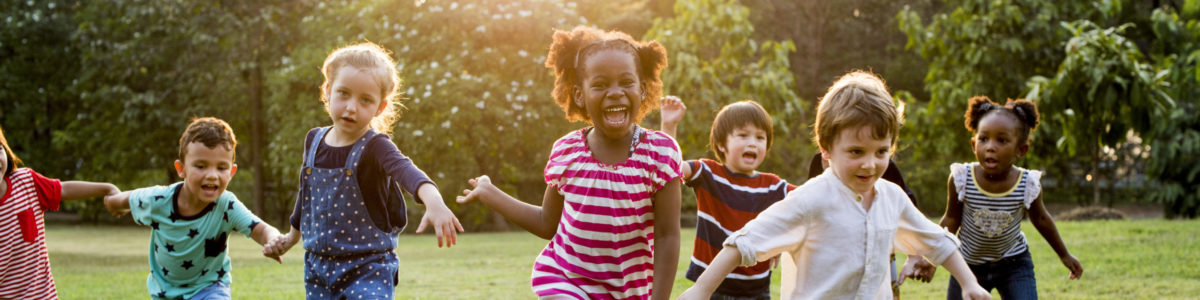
[263,42,463,299]
[912,96,1081,299]
[660,97,796,300]
[679,71,990,300]
[456,26,681,299]
[104,117,283,300]
[0,125,120,299]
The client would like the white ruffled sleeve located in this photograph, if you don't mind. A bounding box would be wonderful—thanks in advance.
[1023,169,1043,208]
[949,163,970,201]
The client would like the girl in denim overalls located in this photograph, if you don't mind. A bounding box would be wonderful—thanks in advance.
[265,42,464,299]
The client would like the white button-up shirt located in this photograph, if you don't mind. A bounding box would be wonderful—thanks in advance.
[726,169,960,300]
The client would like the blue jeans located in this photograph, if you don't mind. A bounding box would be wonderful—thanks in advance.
[190,282,231,300]
[947,250,1037,300]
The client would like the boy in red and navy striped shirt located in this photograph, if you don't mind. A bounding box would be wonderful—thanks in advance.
[662,98,796,299]
[0,125,120,299]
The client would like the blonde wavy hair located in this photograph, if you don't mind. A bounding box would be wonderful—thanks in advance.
[320,42,403,135]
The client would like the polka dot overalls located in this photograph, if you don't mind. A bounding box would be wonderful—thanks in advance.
[300,127,399,300]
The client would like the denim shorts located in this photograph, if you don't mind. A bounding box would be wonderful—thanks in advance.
[947,250,1037,300]
[189,281,231,300]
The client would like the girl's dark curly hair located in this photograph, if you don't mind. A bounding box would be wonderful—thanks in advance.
[544,26,668,124]
[964,96,1041,145]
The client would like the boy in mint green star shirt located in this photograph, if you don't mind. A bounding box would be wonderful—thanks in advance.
[106,117,282,299]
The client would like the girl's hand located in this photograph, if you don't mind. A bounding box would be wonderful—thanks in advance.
[659,95,686,127]
[899,255,937,284]
[1061,254,1083,279]
[415,204,465,248]
[455,175,495,205]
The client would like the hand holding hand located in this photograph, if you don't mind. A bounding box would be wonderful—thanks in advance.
[899,255,936,285]
[261,233,295,263]
[103,193,129,218]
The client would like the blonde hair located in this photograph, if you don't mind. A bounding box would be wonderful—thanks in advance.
[813,71,901,151]
[320,42,403,135]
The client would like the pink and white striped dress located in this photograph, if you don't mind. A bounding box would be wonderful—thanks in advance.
[533,127,682,300]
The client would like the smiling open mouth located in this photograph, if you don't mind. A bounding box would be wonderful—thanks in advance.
[603,106,628,126]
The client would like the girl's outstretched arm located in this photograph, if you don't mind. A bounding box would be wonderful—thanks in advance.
[414,183,465,248]
[1027,194,1083,279]
[61,181,119,202]
[940,175,963,233]
[651,179,681,300]
[457,175,563,239]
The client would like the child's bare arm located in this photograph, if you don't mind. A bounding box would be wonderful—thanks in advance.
[103,191,132,218]
[456,175,563,239]
[250,222,284,263]
[940,175,963,233]
[414,183,465,248]
[1027,194,1082,279]
[61,181,119,202]
[651,180,681,300]
[678,245,742,300]
[940,251,992,300]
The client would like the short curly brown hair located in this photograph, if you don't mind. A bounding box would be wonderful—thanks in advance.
[178,117,237,162]
[544,26,668,124]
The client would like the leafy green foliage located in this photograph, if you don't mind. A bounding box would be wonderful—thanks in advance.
[1145,7,1200,218]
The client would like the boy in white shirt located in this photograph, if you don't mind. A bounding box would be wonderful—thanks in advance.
[679,71,990,300]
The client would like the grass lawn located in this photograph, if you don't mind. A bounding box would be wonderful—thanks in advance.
[48,219,1198,299]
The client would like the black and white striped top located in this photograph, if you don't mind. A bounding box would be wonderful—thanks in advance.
[951,162,1043,265]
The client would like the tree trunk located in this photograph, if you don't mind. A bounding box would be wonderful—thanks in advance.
[1092,146,1101,206]
[250,63,266,218]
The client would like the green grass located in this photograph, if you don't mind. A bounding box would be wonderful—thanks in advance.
[48,219,1199,299]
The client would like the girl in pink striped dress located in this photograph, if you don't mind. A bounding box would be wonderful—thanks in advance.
[457,26,682,300]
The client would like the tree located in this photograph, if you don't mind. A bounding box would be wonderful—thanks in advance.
[1025,20,1173,206]
[1145,6,1200,218]
[643,0,806,210]
[897,0,1117,211]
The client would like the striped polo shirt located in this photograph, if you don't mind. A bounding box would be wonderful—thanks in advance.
[532,127,682,300]
[683,158,794,296]
[951,162,1043,264]
[0,168,62,299]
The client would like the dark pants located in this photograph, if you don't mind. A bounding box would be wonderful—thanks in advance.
[947,250,1037,300]
[711,290,770,300]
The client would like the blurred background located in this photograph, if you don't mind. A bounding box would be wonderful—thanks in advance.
[2,0,1198,231]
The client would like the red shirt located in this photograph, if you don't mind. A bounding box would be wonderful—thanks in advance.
[0,168,62,299]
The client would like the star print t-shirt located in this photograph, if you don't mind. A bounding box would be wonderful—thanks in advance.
[129,183,263,300]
